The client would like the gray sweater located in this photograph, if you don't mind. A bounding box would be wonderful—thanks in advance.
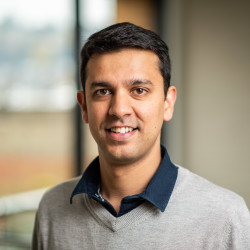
[32,166,250,250]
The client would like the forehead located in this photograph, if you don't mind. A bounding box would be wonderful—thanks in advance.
[85,49,162,84]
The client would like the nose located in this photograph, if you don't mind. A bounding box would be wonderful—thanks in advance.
[108,91,132,118]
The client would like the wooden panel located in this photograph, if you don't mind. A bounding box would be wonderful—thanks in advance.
[116,0,156,31]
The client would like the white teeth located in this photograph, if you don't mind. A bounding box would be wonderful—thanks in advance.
[110,127,134,134]
[120,127,126,134]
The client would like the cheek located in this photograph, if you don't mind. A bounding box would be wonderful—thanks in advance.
[137,100,165,121]
[148,102,165,132]
[87,104,107,132]
[88,101,104,119]
[88,114,104,144]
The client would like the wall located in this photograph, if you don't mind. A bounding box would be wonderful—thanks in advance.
[163,0,250,206]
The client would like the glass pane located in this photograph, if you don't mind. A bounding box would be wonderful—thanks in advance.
[0,0,75,248]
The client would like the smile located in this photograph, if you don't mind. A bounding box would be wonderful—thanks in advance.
[108,127,135,134]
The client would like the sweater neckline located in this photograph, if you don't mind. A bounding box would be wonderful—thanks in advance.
[71,145,178,215]
[83,194,160,232]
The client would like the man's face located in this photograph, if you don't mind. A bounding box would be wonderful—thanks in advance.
[77,49,176,165]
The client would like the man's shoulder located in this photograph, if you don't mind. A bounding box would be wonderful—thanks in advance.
[175,166,248,212]
[168,166,250,249]
[38,176,81,211]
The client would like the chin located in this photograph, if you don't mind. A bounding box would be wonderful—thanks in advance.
[105,146,139,164]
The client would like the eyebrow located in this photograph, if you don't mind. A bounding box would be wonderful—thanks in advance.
[90,82,110,90]
[130,79,153,86]
[89,78,153,89]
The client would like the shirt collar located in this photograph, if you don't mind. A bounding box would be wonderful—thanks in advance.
[138,146,178,212]
[70,157,100,204]
[70,145,178,212]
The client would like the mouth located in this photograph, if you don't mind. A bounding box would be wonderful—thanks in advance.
[106,127,137,134]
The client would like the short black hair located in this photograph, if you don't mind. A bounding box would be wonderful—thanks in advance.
[80,22,171,96]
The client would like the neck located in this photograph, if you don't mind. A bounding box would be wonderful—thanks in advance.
[99,145,162,212]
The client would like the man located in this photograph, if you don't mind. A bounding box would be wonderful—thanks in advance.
[32,23,250,250]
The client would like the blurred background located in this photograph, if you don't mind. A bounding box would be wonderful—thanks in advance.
[0,0,249,249]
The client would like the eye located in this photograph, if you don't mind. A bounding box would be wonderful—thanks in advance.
[132,88,147,96]
[95,89,111,96]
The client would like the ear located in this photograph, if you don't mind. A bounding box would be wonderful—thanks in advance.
[163,86,177,121]
[77,90,89,123]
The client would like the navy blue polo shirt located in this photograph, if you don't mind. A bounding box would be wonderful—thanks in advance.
[70,145,178,217]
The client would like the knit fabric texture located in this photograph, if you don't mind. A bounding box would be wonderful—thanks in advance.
[32,166,250,250]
